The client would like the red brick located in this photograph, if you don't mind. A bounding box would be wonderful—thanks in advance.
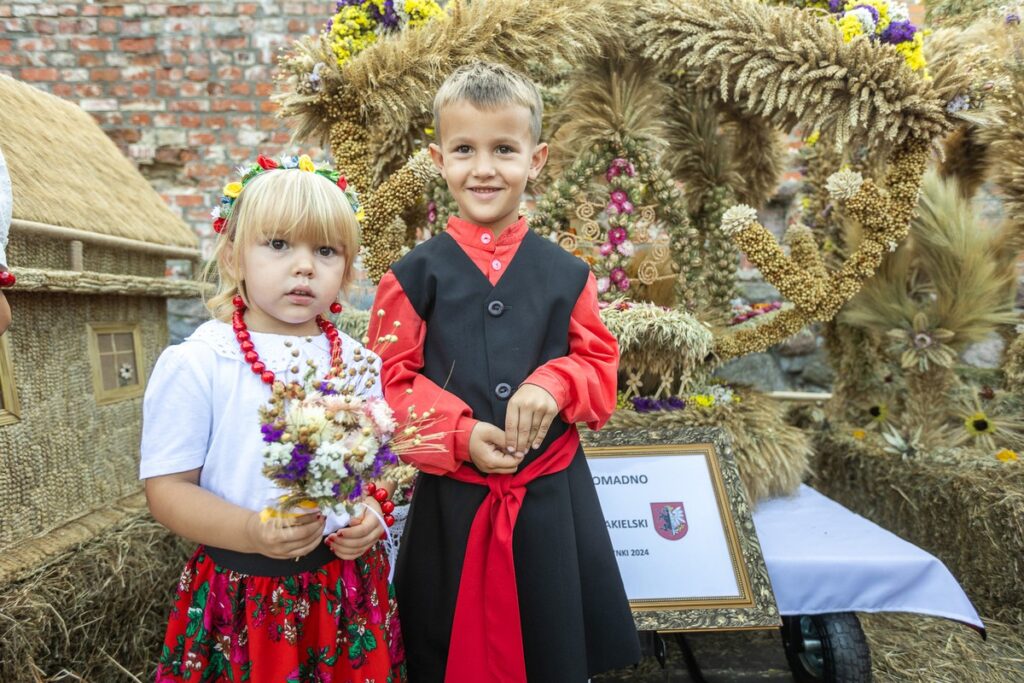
[228,82,251,96]
[120,37,156,52]
[156,83,176,97]
[131,83,151,97]
[78,52,103,67]
[79,3,99,16]
[185,67,210,82]
[271,131,291,145]
[51,83,73,96]
[130,113,152,126]
[170,100,208,112]
[154,113,177,127]
[173,194,204,207]
[0,39,11,52]
[217,65,242,80]
[72,83,103,97]
[259,100,278,114]
[71,36,112,50]
[33,19,59,34]
[21,67,58,81]
[288,19,308,32]
[206,115,227,128]
[130,53,161,66]
[109,83,131,97]
[18,37,57,51]
[98,17,118,32]
[0,54,22,67]
[180,114,202,128]
[213,37,246,50]
[254,83,274,97]
[90,68,121,81]
[100,5,124,16]
[176,82,203,97]
[259,117,278,131]
[237,4,259,15]
[188,132,217,145]
[168,5,192,17]
[213,99,254,112]
[206,82,225,96]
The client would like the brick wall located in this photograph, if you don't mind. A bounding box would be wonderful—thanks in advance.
[0,1,332,257]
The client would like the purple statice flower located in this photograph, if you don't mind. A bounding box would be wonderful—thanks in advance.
[1007,12,1020,24]
[347,479,362,501]
[333,482,341,497]
[261,423,285,443]
[881,20,917,45]
[828,0,845,12]
[666,396,686,410]
[366,0,400,29]
[281,444,313,481]
[632,397,658,413]
[946,95,969,114]
[608,226,628,245]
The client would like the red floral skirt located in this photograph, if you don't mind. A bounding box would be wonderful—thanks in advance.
[155,545,405,683]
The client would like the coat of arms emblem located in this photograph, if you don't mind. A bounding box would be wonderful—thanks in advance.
[650,502,688,540]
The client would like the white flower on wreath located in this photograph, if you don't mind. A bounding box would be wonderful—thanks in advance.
[368,399,397,437]
[118,363,134,384]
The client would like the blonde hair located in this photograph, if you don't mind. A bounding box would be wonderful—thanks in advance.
[205,169,360,321]
[433,61,544,143]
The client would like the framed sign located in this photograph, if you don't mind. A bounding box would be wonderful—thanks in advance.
[582,426,779,632]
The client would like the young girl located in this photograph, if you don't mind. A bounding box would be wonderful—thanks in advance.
[141,157,405,683]
[0,146,13,335]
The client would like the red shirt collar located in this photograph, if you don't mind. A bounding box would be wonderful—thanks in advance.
[446,215,528,248]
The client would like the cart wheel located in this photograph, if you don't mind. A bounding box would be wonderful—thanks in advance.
[782,613,872,682]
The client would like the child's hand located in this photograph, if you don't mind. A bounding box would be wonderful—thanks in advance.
[504,383,558,456]
[246,510,325,560]
[469,421,522,474]
[326,497,384,560]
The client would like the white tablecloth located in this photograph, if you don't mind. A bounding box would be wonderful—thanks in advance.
[752,485,984,631]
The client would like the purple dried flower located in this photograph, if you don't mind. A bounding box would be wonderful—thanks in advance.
[828,0,844,11]
[281,444,312,481]
[610,189,629,206]
[667,396,685,410]
[609,267,626,283]
[852,4,880,24]
[608,227,628,245]
[261,423,285,443]
[881,20,917,45]
[617,277,631,291]
[347,480,362,501]
[1007,12,1020,24]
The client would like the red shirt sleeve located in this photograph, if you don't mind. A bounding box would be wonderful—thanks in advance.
[523,273,620,430]
[372,271,477,475]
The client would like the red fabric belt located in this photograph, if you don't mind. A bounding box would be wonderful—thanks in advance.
[443,426,581,683]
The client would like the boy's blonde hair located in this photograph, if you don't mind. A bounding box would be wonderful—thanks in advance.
[205,169,360,321]
[433,61,544,143]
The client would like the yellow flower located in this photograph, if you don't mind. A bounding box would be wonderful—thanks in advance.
[805,131,820,146]
[895,33,927,72]
[995,449,1019,463]
[692,394,715,408]
[355,208,365,222]
[852,429,867,440]
[964,411,995,436]
[424,127,435,136]
[298,154,316,172]
[838,14,864,42]
[223,182,243,198]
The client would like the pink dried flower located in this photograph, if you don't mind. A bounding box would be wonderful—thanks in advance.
[608,227,628,245]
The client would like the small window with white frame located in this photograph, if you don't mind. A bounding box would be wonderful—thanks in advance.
[0,333,19,426]
[87,322,146,405]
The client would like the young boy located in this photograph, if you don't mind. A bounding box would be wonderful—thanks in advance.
[372,61,640,681]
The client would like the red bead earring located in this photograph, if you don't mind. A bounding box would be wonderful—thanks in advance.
[0,271,15,288]
[329,302,343,314]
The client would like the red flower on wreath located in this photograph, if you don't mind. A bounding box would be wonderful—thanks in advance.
[337,175,348,191]
[256,154,279,170]
[213,216,227,234]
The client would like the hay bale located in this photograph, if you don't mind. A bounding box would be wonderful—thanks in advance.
[0,499,191,681]
[813,430,1024,623]
[862,613,1024,683]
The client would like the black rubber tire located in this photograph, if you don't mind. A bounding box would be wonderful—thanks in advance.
[782,612,872,683]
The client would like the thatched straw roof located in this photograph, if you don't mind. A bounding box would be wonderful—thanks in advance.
[0,75,196,248]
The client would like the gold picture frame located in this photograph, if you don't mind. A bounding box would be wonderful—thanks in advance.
[582,426,779,632]
[0,333,20,426]
[86,322,147,405]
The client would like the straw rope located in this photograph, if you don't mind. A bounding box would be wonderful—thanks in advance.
[8,268,207,298]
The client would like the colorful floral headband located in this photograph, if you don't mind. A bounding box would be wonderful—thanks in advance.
[211,153,362,234]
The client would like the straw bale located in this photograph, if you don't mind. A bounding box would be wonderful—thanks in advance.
[0,500,192,682]
[0,75,195,248]
[600,304,715,381]
[606,390,811,504]
[813,430,1024,623]
[9,267,206,299]
[0,291,166,555]
[862,613,1024,683]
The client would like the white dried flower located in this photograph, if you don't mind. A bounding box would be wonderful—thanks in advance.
[720,205,758,236]
[826,169,864,200]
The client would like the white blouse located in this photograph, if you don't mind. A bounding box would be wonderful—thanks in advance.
[139,319,382,534]
[0,147,11,268]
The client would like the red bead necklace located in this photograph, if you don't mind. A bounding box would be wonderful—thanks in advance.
[0,271,15,288]
[231,295,343,385]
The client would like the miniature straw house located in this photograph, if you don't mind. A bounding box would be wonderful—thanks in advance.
[0,75,202,583]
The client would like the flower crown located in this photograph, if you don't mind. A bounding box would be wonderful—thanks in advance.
[211,153,362,234]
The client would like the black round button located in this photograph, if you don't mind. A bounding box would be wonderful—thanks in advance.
[495,382,513,400]
[487,300,505,317]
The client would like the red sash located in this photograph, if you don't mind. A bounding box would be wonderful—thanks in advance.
[443,426,581,682]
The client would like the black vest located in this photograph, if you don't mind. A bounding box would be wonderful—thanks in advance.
[391,229,590,460]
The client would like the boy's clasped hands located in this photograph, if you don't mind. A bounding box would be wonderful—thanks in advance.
[469,383,558,474]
